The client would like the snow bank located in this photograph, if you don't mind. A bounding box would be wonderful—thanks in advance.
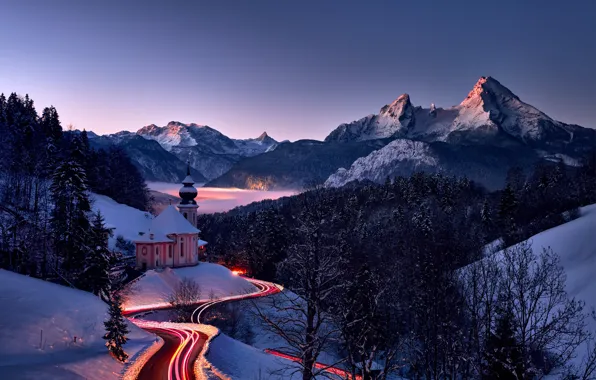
[0,270,154,379]
[90,193,153,250]
[207,332,302,380]
[122,263,258,313]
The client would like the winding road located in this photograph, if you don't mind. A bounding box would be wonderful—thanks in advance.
[131,276,358,379]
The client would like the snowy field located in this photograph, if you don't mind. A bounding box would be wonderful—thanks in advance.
[122,263,258,313]
[147,181,295,214]
[0,270,154,380]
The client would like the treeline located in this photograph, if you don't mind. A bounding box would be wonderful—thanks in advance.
[198,155,596,379]
[0,92,149,282]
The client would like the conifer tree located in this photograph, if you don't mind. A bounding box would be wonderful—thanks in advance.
[103,293,129,362]
[50,159,92,282]
[483,301,523,380]
[82,211,112,300]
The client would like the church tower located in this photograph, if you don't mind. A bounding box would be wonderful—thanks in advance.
[177,162,199,227]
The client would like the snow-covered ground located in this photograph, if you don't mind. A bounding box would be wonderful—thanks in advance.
[517,204,596,325]
[0,270,155,380]
[122,263,258,313]
[207,332,304,380]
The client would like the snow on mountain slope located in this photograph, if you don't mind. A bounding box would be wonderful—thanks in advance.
[138,123,199,151]
[122,263,258,312]
[0,270,154,379]
[325,139,438,187]
[325,94,417,142]
[134,122,279,180]
[325,76,585,150]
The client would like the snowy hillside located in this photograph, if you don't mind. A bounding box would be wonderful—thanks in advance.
[325,139,437,187]
[325,77,593,156]
[0,270,154,379]
[514,204,596,324]
[122,263,258,313]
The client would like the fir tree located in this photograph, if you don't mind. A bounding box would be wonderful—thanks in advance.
[103,293,129,362]
[81,211,112,300]
[50,159,92,282]
[483,302,523,380]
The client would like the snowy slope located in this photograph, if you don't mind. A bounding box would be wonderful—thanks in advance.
[513,204,596,323]
[122,263,258,312]
[0,270,154,380]
[207,333,304,380]
[90,193,153,250]
[325,139,438,187]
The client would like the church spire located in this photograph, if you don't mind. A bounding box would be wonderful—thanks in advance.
[179,162,197,204]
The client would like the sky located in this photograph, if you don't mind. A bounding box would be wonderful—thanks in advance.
[0,0,594,141]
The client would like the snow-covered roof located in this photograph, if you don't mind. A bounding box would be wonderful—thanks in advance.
[198,239,208,246]
[150,205,200,235]
[134,231,174,243]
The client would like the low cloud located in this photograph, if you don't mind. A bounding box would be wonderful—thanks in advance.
[147,182,296,214]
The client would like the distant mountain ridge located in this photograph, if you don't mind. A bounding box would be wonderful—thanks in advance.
[88,76,594,190]
[89,122,278,182]
[211,76,594,190]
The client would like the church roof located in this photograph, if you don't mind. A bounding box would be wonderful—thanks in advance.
[134,231,174,243]
[150,205,201,235]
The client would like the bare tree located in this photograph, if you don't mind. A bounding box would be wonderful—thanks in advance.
[168,277,201,322]
[253,193,346,380]
[501,243,588,377]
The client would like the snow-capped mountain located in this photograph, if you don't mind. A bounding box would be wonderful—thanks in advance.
[136,122,278,180]
[325,76,593,157]
[323,76,595,189]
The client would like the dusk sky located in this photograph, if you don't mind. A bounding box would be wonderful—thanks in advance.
[1,0,594,141]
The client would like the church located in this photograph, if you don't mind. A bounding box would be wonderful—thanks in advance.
[135,165,207,271]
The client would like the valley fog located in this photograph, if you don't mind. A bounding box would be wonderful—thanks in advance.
[147,182,296,214]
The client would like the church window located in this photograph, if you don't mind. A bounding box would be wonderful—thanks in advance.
[181,242,184,257]
[142,247,147,256]
[156,247,159,257]
[169,246,172,258]
[184,212,188,220]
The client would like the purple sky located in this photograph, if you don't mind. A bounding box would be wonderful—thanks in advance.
[0,0,594,141]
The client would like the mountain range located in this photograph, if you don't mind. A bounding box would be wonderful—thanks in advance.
[88,76,595,190]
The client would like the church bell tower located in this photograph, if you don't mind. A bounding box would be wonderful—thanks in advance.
[177,162,199,227]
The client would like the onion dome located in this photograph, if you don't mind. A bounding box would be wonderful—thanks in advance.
[179,162,197,205]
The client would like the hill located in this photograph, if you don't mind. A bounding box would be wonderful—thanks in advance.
[0,270,154,379]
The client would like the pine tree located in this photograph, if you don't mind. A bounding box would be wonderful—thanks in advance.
[50,159,92,282]
[103,293,129,362]
[498,183,518,245]
[81,211,112,300]
[483,302,523,380]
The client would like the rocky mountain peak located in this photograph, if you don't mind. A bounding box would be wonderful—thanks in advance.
[256,131,270,141]
[380,93,412,118]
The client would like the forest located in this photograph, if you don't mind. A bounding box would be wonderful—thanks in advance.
[0,93,150,288]
[199,152,596,379]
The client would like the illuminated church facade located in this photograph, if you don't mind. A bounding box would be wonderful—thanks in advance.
[135,165,207,271]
